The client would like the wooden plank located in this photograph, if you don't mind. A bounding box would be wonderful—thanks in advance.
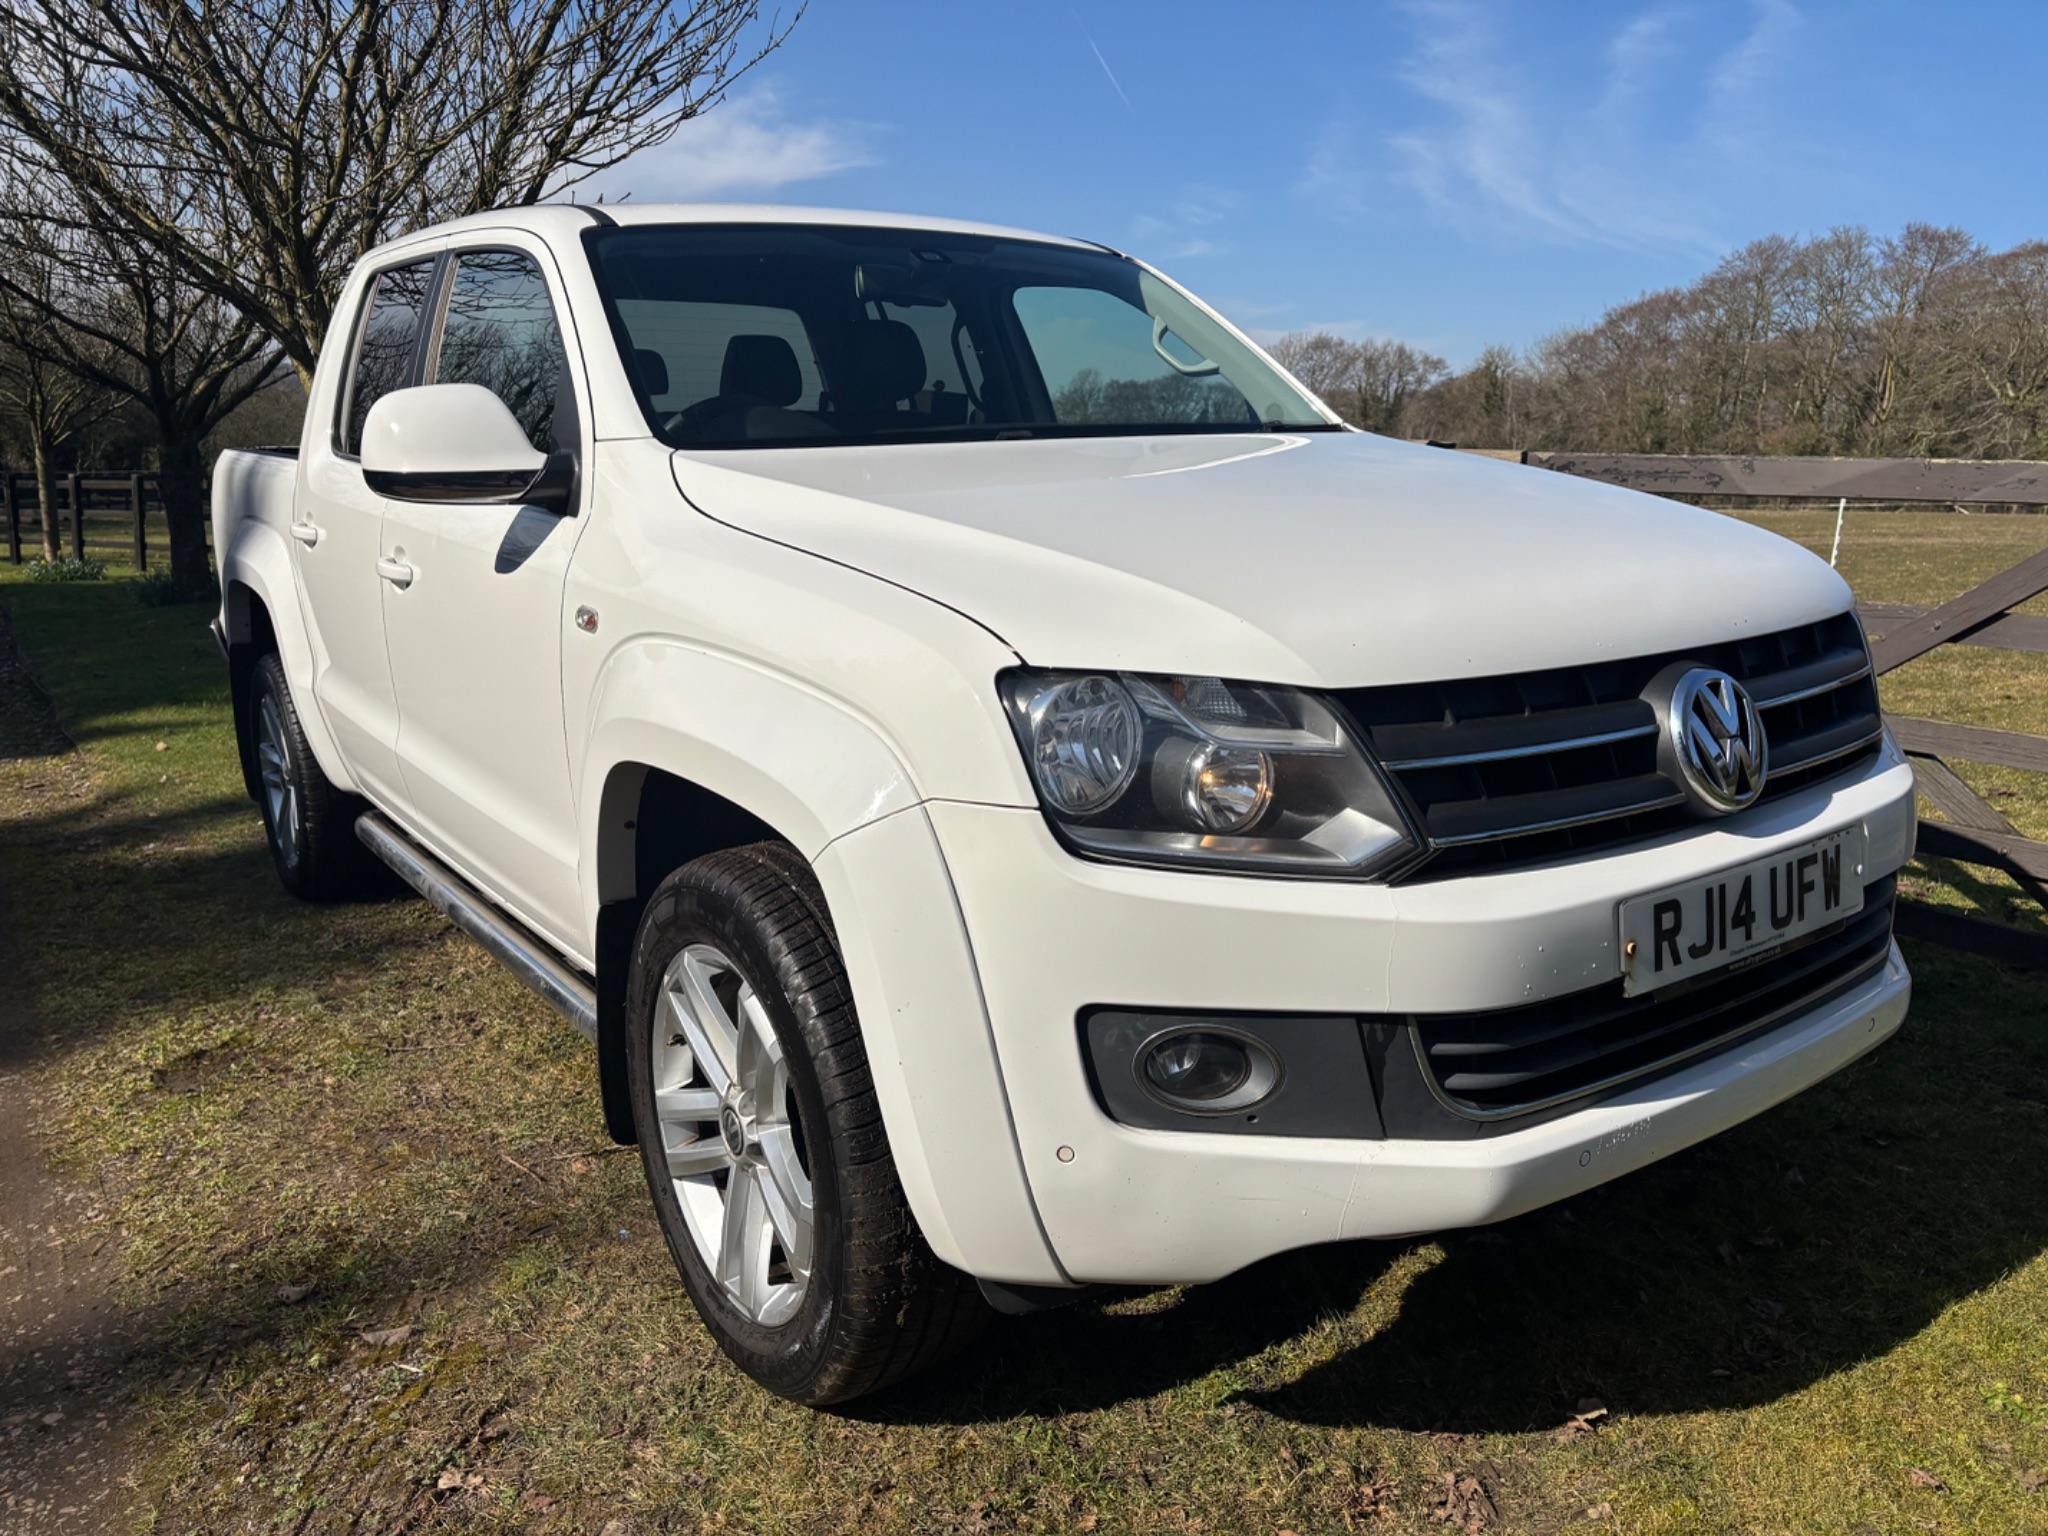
[1890,716,2048,775]
[1525,451,2048,504]
[1914,820,2048,882]
[66,471,82,560]
[3,472,17,564]
[1909,755,2013,832]
[1868,546,2048,673]
[1910,755,2048,910]
[130,472,145,571]
[1895,902,2048,969]
[1858,602,2048,658]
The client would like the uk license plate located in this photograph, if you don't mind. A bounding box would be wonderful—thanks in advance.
[1619,828,1866,996]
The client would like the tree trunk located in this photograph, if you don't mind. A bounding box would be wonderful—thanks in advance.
[31,436,58,563]
[156,431,212,599]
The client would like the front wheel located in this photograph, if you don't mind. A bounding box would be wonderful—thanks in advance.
[625,843,983,1403]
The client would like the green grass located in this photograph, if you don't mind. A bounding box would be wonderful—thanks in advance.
[2,532,2047,1535]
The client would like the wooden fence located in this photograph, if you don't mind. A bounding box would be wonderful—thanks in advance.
[2,470,197,570]
[1529,451,2048,967]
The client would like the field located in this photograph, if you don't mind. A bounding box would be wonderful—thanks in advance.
[1,507,2044,1535]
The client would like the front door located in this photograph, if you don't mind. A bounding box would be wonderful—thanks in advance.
[291,255,439,812]
[379,242,587,951]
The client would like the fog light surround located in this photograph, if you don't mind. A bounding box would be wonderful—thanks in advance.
[1138,1026,1281,1115]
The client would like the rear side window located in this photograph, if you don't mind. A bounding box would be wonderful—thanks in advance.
[339,259,436,455]
[434,251,571,453]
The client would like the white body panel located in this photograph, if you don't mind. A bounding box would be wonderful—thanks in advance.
[674,431,1852,685]
[211,202,1916,1290]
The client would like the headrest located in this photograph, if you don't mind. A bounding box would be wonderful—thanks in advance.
[633,348,670,397]
[719,334,802,407]
[833,320,926,409]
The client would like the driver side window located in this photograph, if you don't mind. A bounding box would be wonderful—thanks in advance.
[434,251,571,453]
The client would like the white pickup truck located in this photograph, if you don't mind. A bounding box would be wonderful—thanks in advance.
[212,204,1915,1404]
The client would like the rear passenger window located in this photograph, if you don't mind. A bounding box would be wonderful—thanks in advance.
[340,260,435,455]
[435,251,571,453]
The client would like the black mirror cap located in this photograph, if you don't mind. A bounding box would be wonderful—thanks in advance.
[364,449,577,515]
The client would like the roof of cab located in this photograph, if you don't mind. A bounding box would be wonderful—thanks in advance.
[363,202,1109,263]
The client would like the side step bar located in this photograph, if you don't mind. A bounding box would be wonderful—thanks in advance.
[355,812,598,1042]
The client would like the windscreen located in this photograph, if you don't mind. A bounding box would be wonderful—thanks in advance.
[585,224,1336,449]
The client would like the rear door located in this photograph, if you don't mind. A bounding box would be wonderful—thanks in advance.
[378,238,587,949]
[291,253,440,811]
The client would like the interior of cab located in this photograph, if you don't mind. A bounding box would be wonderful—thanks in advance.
[586,222,1334,449]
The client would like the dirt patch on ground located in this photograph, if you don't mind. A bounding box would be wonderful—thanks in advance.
[0,599,144,1533]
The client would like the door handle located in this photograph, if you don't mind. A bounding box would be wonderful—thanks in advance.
[289,521,321,547]
[375,556,415,590]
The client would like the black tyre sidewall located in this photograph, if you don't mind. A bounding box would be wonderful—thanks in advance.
[253,656,313,893]
[625,860,846,1398]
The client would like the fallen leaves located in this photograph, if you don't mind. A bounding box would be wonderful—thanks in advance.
[275,1282,315,1305]
[1344,1469,1394,1523]
[1429,1472,1495,1532]
[1907,1466,1949,1492]
[356,1324,413,1350]
[1557,1398,1610,1440]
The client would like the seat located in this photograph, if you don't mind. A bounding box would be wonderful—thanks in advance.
[828,320,928,426]
[720,334,803,407]
[673,334,813,442]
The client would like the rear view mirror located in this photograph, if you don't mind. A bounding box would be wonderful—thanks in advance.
[855,261,947,308]
[360,384,572,513]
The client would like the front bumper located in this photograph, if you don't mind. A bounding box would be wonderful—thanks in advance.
[923,739,1916,1285]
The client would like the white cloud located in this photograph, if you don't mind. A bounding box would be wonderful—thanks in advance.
[1298,0,1803,255]
[583,86,876,203]
[1129,186,1241,262]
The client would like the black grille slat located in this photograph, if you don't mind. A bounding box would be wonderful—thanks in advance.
[1748,644,1871,707]
[1424,773,1683,846]
[1340,613,1884,880]
[1763,710,1885,774]
[1373,698,1656,769]
[1416,877,1897,1115]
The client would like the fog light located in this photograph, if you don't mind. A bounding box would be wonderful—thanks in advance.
[1139,1028,1279,1114]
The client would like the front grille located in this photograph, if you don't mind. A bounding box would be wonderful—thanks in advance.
[1403,875,1896,1122]
[1335,612,1883,879]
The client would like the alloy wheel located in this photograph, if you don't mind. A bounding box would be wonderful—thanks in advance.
[256,688,299,872]
[651,942,814,1326]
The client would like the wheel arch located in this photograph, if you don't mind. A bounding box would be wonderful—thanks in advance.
[571,645,1059,1283]
[218,521,356,795]
[577,643,922,1146]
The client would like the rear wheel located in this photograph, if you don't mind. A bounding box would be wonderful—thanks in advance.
[626,843,983,1403]
[250,653,368,900]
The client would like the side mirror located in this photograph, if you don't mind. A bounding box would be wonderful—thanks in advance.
[360,383,573,514]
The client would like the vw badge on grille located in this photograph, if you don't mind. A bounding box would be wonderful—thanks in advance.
[1665,667,1768,814]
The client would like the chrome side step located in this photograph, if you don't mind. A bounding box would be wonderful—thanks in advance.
[355,812,597,1042]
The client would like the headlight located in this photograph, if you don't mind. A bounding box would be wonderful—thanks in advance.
[999,669,1421,877]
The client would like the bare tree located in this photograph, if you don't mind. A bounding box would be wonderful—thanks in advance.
[0,153,280,594]
[1407,224,2048,461]
[1268,331,1448,436]
[0,0,800,383]
[0,253,117,562]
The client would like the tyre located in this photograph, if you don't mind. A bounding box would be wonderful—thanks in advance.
[249,652,368,900]
[625,842,983,1404]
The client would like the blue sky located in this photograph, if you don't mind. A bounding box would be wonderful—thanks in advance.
[585,0,2045,365]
